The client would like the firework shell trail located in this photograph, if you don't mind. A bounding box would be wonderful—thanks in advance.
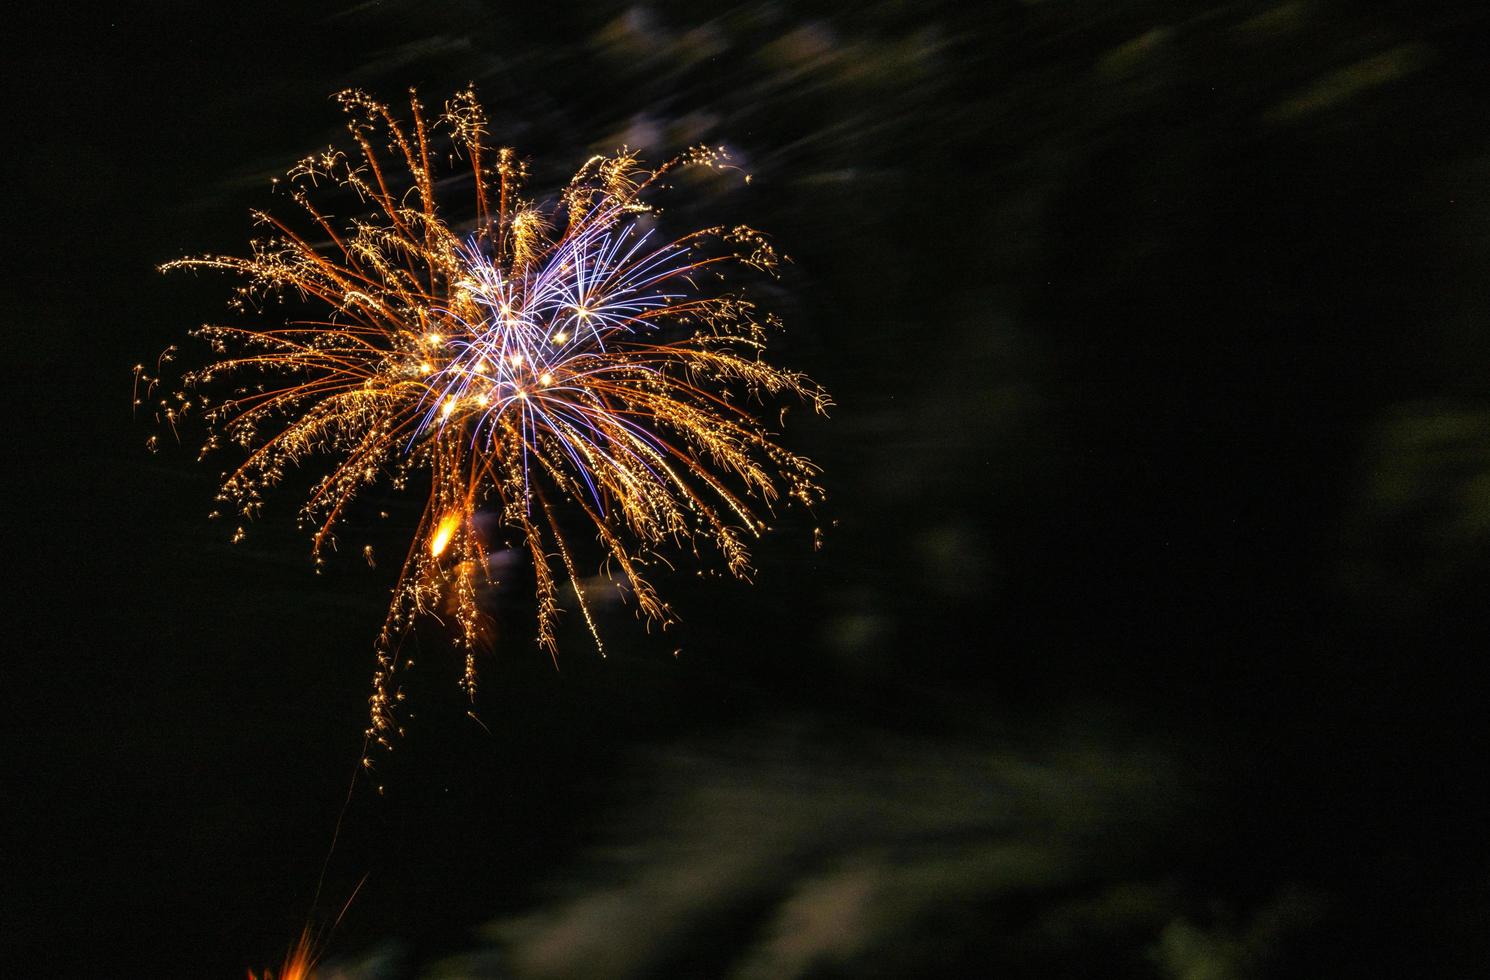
[140,89,830,755]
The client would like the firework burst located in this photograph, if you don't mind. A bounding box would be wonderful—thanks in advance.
[139,89,829,751]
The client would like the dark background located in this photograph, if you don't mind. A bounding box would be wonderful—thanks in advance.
[6,2,1489,976]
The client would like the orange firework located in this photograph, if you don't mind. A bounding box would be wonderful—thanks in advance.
[139,89,829,751]
[247,927,316,980]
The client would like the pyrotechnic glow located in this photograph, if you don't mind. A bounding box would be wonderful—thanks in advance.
[140,90,829,750]
[247,927,316,980]
[430,513,460,558]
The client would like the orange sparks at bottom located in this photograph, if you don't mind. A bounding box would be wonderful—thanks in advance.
[247,928,316,980]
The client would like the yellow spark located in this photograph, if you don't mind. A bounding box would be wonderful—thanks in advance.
[430,514,459,557]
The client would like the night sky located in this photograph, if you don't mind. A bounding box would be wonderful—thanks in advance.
[7,2,1490,976]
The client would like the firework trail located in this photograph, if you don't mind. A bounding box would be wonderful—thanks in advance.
[247,927,316,980]
[139,89,829,753]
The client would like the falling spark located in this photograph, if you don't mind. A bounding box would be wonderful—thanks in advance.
[143,89,830,747]
[430,514,459,558]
